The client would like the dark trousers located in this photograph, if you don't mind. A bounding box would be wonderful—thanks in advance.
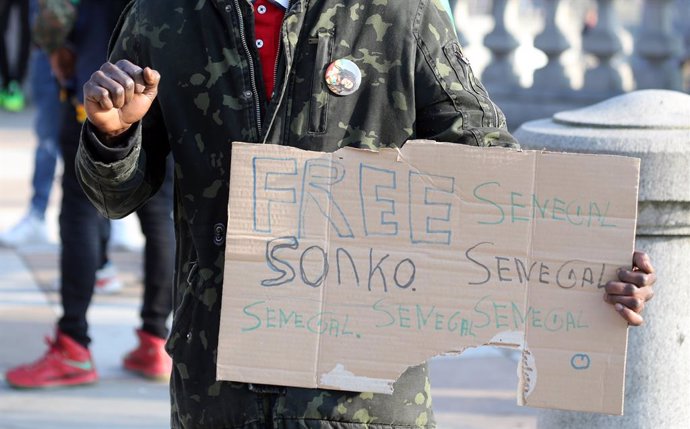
[57,101,175,347]
[0,0,30,86]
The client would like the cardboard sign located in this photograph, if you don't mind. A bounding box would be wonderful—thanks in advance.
[217,140,640,415]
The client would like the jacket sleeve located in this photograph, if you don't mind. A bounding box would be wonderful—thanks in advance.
[412,0,519,149]
[76,0,171,219]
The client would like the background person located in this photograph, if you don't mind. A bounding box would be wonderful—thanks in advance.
[5,0,175,388]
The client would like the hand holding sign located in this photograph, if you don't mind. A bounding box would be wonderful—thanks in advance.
[605,251,656,326]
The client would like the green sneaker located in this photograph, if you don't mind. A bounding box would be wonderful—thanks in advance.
[2,81,25,112]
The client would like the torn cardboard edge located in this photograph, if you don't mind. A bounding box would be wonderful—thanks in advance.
[312,332,540,402]
[217,140,640,415]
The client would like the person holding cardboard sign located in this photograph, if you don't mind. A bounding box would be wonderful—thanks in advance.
[73,0,655,427]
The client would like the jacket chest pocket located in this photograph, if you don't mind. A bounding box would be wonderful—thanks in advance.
[308,29,334,134]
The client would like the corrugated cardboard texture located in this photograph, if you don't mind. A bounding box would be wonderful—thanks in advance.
[217,140,640,415]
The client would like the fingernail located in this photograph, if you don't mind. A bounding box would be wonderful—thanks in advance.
[615,303,623,312]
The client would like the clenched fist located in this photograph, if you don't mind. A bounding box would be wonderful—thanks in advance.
[83,59,160,140]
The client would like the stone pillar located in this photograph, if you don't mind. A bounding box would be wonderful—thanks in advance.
[482,0,520,91]
[532,0,571,92]
[673,0,690,91]
[514,90,690,427]
[633,0,683,90]
[582,0,624,94]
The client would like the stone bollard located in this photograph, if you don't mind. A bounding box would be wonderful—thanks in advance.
[513,89,690,428]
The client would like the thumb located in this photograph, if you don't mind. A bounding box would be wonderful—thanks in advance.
[134,67,160,98]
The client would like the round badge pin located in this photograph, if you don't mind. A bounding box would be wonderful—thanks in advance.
[324,59,362,96]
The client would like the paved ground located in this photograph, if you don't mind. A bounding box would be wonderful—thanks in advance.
[0,108,538,429]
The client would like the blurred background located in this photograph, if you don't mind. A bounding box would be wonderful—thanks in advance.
[452,0,690,129]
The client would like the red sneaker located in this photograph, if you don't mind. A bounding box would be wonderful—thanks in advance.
[123,329,172,380]
[6,331,98,389]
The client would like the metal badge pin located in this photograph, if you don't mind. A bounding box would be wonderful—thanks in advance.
[324,59,362,96]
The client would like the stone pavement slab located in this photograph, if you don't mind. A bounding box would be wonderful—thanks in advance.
[0,248,170,429]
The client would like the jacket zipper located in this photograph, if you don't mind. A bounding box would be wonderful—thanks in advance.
[472,70,499,127]
[262,0,297,143]
[272,44,282,100]
[234,0,263,136]
[455,47,499,128]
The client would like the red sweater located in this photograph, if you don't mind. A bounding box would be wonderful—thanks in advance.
[253,0,288,98]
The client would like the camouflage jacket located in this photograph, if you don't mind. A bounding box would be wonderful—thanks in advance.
[76,0,518,428]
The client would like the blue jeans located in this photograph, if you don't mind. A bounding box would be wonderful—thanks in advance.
[29,48,60,219]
